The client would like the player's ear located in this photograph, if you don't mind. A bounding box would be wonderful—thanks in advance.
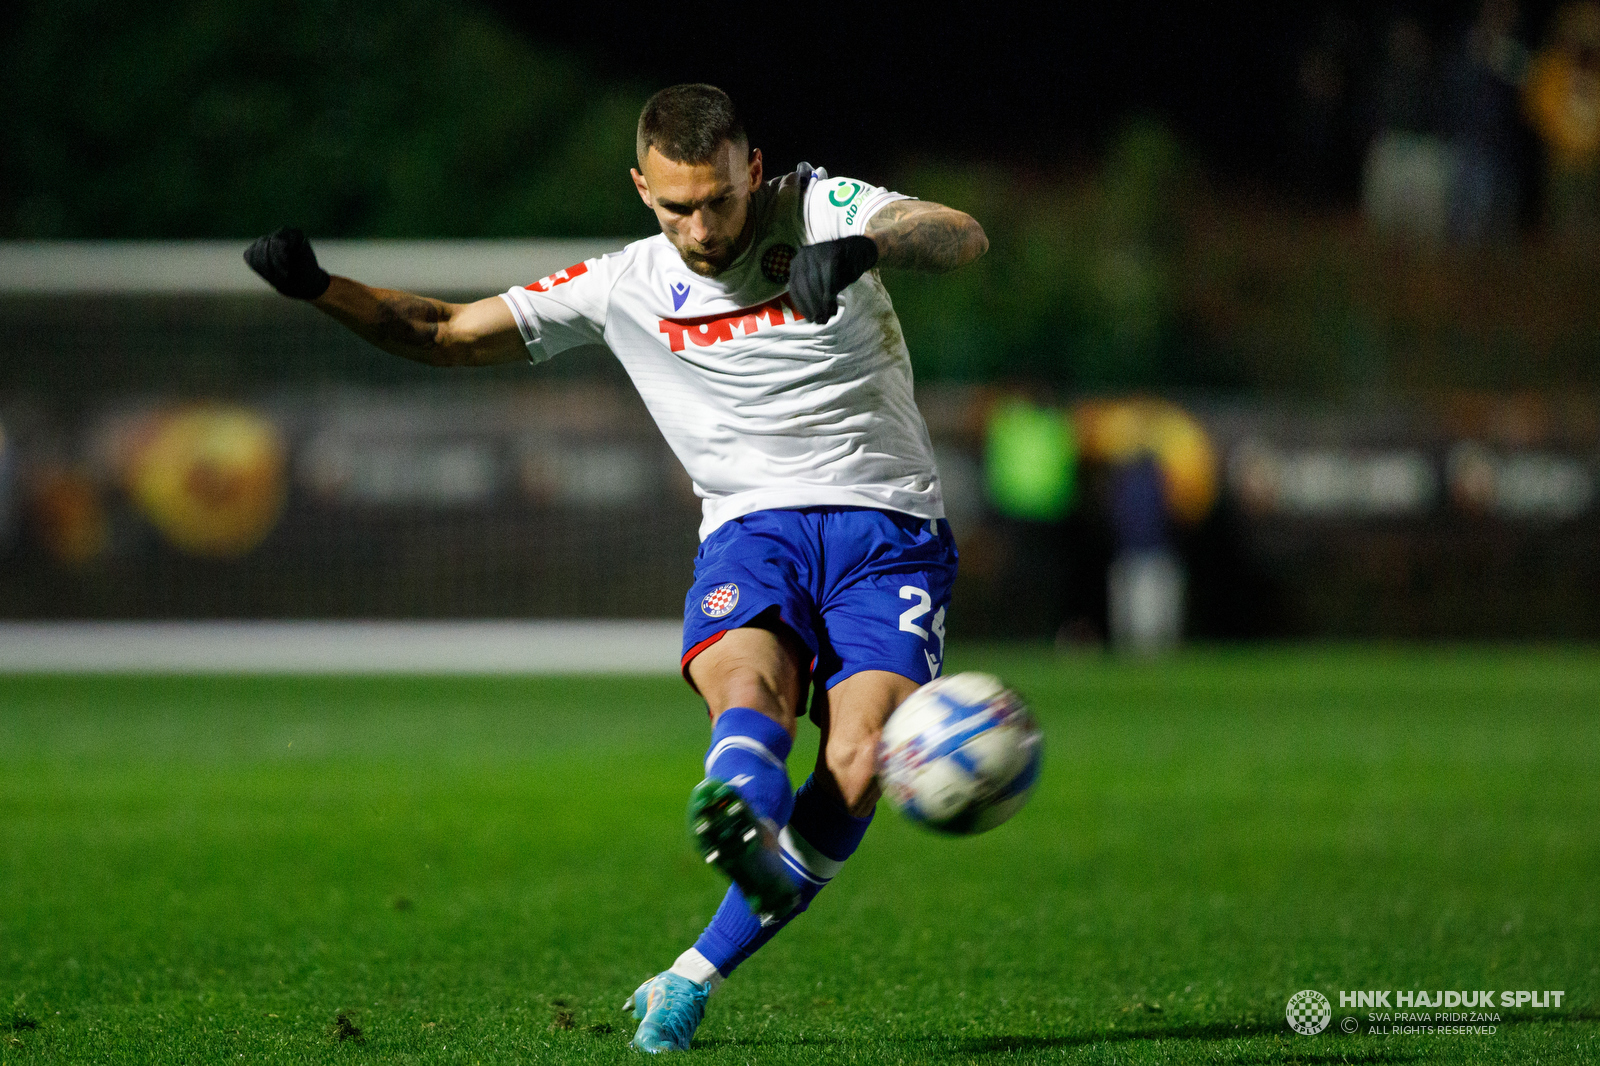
[747,148,763,191]
[630,167,653,208]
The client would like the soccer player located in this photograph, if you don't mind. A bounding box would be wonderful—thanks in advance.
[245,83,987,1053]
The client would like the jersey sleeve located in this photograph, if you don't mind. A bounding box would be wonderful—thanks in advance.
[802,174,912,244]
[498,256,611,364]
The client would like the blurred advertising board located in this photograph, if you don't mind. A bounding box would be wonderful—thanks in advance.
[2,383,1597,639]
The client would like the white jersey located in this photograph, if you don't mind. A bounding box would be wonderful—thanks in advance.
[500,165,944,540]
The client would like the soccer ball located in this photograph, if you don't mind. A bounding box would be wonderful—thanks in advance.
[877,672,1043,835]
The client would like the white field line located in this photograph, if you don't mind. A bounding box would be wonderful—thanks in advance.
[0,620,683,675]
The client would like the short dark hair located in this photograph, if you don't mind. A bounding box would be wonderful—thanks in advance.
[636,84,747,166]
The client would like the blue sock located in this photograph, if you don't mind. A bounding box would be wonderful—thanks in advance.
[689,772,873,978]
[703,707,794,826]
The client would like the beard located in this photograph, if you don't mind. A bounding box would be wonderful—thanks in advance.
[670,211,755,277]
[677,241,736,277]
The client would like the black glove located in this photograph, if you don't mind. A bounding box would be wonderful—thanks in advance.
[243,227,331,300]
[788,235,879,325]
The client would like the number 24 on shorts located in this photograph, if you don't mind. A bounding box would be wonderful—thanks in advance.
[898,585,947,680]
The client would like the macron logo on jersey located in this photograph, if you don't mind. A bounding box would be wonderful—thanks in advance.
[658,294,806,353]
[525,262,589,292]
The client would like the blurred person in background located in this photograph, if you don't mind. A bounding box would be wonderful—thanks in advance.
[1107,454,1182,654]
[982,398,1080,642]
[1524,1,1600,239]
[1363,15,1452,243]
[1442,0,1531,242]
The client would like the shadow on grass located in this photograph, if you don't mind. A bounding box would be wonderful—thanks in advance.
[951,1022,1421,1062]
[699,1009,1598,1060]
[698,1020,1416,1059]
[1222,1049,1427,1056]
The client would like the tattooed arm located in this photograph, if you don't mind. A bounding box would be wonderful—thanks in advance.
[865,200,988,273]
[312,277,526,367]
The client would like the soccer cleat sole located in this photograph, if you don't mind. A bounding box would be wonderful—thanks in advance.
[687,778,799,922]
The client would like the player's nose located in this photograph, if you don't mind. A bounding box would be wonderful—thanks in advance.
[686,210,713,243]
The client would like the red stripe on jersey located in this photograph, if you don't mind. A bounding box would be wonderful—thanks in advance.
[525,262,589,292]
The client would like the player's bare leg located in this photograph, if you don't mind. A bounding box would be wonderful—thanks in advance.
[806,669,923,817]
[690,624,806,732]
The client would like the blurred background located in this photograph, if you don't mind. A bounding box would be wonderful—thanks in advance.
[3,0,1599,648]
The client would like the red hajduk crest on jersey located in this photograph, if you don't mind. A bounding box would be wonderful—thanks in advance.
[700,583,740,618]
[760,243,795,284]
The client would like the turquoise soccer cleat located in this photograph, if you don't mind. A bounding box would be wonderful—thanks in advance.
[624,971,710,1053]
[687,777,799,922]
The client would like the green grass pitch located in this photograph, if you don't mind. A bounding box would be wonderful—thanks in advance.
[2,647,1597,1064]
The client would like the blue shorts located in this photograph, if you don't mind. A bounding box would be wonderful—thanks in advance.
[681,507,959,691]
